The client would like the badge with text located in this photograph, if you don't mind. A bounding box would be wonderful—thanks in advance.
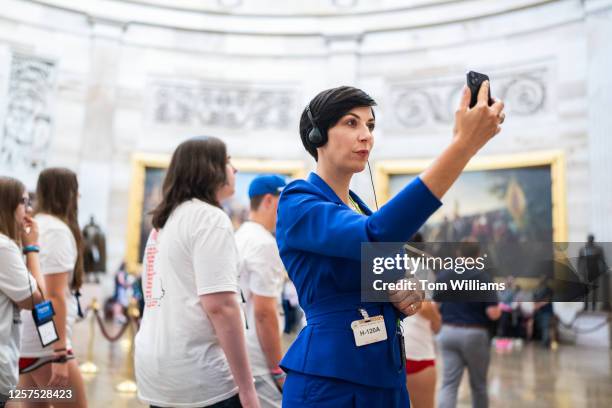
[351,308,388,347]
[32,300,59,348]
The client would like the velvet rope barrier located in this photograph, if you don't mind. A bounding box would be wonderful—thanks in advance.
[89,305,131,343]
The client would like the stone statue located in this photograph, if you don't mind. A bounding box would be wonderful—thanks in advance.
[578,234,610,311]
[83,215,107,282]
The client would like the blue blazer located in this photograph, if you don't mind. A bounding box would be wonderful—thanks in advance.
[276,172,442,388]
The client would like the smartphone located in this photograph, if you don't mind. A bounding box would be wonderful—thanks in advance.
[466,71,494,108]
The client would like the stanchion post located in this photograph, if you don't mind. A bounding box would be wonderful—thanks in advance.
[116,297,140,393]
[79,297,99,375]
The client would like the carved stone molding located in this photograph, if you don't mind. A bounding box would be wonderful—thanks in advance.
[217,0,242,9]
[150,80,297,130]
[0,54,56,171]
[332,0,359,8]
[390,66,548,129]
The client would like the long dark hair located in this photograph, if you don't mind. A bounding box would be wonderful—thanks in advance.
[35,168,84,290]
[0,176,26,244]
[151,136,228,230]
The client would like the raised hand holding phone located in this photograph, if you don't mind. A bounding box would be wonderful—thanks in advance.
[452,79,505,157]
[420,75,506,200]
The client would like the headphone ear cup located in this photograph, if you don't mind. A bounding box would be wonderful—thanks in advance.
[308,128,324,147]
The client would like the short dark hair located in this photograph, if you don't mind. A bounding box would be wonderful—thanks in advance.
[249,192,280,211]
[299,86,377,161]
[151,136,228,229]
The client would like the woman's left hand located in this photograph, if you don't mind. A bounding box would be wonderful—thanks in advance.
[47,361,69,388]
[21,215,39,247]
[388,280,424,317]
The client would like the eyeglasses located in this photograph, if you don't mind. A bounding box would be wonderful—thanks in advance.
[19,197,32,207]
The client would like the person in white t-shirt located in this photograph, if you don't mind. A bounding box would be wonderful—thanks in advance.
[235,175,288,408]
[18,168,88,408]
[402,301,441,408]
[135,136,260,408]
[0,177,45,407]
[402,233,441,408]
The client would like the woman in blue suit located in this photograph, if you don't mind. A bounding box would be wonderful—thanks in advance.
[276,84,505,407]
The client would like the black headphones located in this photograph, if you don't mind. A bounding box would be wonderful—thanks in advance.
[304,98,379,210]
[306,105,327,148]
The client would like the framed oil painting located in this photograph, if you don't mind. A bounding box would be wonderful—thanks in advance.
[375,151,567,243]
[374,151,567,282]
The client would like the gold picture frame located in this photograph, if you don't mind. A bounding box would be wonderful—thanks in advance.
[125,153,306,273]
[374,150,567,243]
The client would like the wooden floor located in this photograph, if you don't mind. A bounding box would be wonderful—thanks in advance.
[64,317,612,408]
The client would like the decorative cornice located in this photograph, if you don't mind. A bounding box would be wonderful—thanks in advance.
[389,65,549,129]
[21,0,565,37]
[149,79,297,130]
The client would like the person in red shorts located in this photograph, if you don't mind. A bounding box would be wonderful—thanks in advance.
[402,264,442,406]
[403,301,441,408]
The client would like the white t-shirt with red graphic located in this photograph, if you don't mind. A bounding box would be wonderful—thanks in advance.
[135,199,242,408]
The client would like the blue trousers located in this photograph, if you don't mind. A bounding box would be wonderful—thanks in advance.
[535,311,552,346]
[282,371,410,408]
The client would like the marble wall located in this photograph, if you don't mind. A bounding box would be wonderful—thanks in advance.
[0,0,610,271]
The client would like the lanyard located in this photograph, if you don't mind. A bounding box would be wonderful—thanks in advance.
[23,253,59,347]
[24,260,45,308]
[348,196,364,215]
